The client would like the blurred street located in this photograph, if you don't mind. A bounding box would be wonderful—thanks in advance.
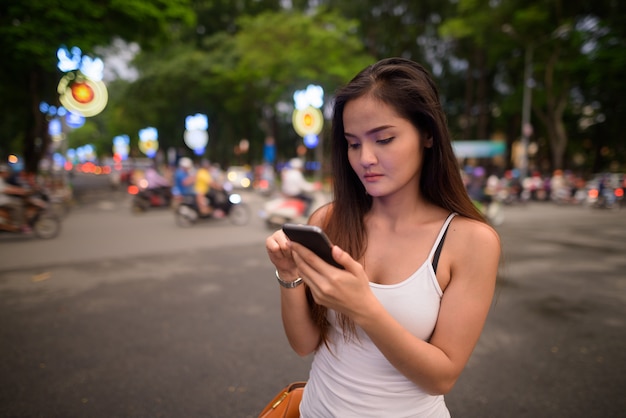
[0,174,624,417]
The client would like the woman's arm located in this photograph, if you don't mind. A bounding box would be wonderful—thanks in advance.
[3,183,29,196]
[265,206,334,356]
[267,236,319,356]
[278,277,319,356]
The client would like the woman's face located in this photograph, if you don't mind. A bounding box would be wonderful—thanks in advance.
[343,95,428,199]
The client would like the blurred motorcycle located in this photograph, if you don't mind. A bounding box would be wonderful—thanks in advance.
[128,184,172,213]
[259,189,330,229]
[0,194,61,239]
[175,186,250,227]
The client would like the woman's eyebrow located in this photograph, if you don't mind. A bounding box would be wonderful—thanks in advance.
[344,125,394,138]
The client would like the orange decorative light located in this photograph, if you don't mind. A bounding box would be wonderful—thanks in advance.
[71,82,95,104]
[292,105,323,137]
[58,73,108,117]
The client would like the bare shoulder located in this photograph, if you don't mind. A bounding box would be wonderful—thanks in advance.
[448,216,501,256]
[440,215,501,293]
[308,202,333,227]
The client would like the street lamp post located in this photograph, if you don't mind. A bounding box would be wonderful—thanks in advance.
[520,44,534,180]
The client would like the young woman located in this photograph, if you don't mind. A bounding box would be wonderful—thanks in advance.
[266,57,501,417]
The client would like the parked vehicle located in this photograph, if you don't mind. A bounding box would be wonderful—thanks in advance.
[175,186,250,227]
[585,173,624,209]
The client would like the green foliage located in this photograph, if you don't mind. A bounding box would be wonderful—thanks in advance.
[1,0,624,173]
[65,120,105,154]
[435,0,626,171]
[314,0,450,62]
[112,9,374,166]
[0,0,195,171]
[233,10,372,103]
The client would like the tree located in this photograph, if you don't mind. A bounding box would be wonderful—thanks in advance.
[0,0,195,172]
[115,9,374,166]
[231,10,373,140]
[569,7,626,172]
[438,0,512,141]
[308,0,452,62]
[440,0,580,173]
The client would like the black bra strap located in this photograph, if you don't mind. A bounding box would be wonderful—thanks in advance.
[432,227,449,274]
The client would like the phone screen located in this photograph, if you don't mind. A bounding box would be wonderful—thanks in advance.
[282,223,343,269]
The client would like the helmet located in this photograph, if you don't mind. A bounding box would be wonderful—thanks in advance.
[179,157,193,169]
[289,158,303,170]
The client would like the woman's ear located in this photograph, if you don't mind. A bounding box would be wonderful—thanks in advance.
[424,135,434,148]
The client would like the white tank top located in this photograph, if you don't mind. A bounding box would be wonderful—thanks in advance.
[300,213,456,418]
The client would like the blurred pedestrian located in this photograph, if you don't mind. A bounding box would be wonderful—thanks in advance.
[265,57,500,417]
[550,169,565,202]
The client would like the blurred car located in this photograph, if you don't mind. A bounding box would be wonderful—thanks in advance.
[225,166,253,190]
[584,172,624,209]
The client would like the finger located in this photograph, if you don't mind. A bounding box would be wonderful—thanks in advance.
[290,248,316,282]
[266,231,288,250]
[331,245,359,273]
[265,236,283,255]
[266,237,290,264]
[290,242,325,274]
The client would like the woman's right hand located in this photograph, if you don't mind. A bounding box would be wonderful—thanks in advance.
[265,229,298,278]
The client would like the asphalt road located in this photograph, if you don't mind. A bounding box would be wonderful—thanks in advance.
[0,175,624,417]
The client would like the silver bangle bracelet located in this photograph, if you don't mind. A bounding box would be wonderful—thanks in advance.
[275,269,303,288]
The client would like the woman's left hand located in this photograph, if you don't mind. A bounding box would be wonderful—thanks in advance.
[290,242,375,317]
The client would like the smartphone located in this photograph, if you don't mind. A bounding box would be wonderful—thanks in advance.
[282,223,344,269]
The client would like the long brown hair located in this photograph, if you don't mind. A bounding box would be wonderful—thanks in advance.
[311,57,485,345]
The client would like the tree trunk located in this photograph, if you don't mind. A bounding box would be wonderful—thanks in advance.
[25,69,49,174]
[551,116,568,170]
[535,47,569,171]
[462,53,474,140]
[475,47,489,140]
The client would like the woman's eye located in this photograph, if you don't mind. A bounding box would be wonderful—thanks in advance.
[347,142,361,149]
[376,137,394,144]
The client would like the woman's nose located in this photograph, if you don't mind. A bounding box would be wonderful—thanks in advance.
[359,143,377,167]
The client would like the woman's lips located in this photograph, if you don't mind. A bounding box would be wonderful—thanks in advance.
[363,173,383,182]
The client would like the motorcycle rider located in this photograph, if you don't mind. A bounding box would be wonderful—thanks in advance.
[171,157,196,206]
[0,164,31,232]
[194,159,222,217]
[144,162,171,190]
[141,162,171,206]
[281,158,316,216]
